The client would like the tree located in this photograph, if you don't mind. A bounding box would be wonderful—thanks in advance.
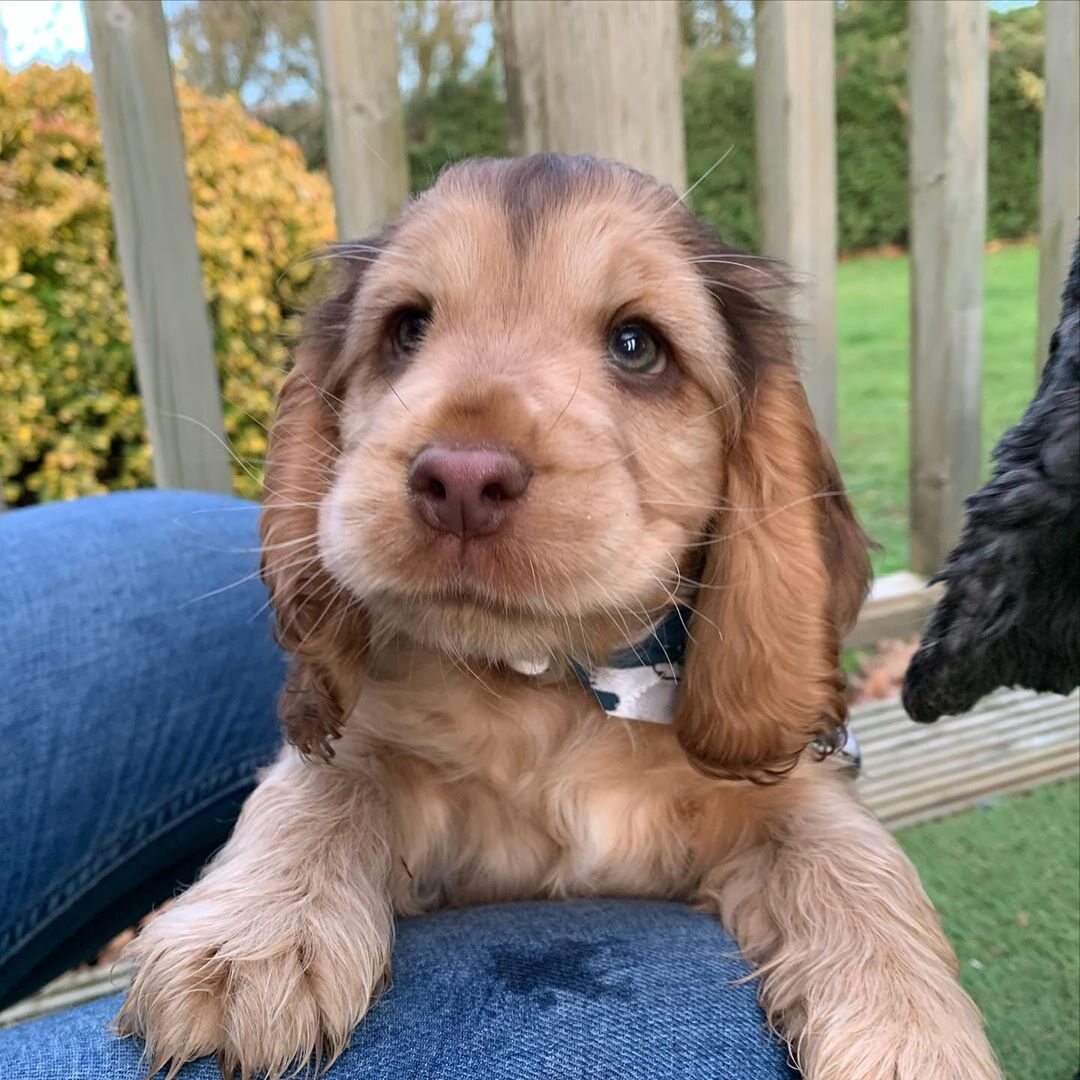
[165,0,496,174]
[165,0,320,105]
[399,0,491,100]
[679,0,751,59]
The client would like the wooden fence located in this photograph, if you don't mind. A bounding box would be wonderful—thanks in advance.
[83,0,1080,644]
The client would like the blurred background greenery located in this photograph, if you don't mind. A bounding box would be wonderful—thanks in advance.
[169,0,1046,254]
[0,0,1050,558]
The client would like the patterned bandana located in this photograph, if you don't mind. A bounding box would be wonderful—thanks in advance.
[507,602,861,773]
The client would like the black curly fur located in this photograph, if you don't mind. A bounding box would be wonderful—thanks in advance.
[902,234,1080,723]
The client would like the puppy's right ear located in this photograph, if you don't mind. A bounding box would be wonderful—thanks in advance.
[259,247,374,757]
[675,361,871,782]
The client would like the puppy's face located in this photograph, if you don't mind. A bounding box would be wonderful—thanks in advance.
[263,155,870,779]
[318,159,738,664]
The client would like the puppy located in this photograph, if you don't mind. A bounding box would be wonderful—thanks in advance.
[904,234,1080,722]
[118,155,1000,1080]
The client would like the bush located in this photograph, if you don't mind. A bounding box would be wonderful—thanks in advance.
[834,0,910,251]
[406,70,509,191]
[987,5,1044,241]
[682,51,758,250]
[0,64,335,506]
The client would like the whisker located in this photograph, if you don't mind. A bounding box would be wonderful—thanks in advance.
[662,144,736,217]
[297,373,346,420]
[381,375,412,413]
[293,576,355,655]
[185,550,321,608]
[220,394,271,435]
[181,568,267,606]
[155,409,265,489]
[549,367,582,432]
[253,533,321,554]
[677,492,847,546]
[687,255,786,286]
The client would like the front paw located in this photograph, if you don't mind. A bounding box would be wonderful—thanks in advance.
[802,1009,1001,1080]
[116,891,392,1079]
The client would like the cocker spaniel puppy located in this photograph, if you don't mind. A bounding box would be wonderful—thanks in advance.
[904,235,1080,723]
[118,156,999,1080]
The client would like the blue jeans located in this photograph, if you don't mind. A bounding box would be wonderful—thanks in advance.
[0,492,796,1078]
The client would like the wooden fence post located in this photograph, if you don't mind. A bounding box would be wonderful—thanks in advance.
[908,1,989,576]
[501,0,686,191]
[314,0,409,239]
[86,0,231,494]
[494,0,548,157]
[754,0,838,447]
[1036,0,1080,371]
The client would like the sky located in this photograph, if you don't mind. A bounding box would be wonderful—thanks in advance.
[0,0,1042,73]
[0,1,86,68]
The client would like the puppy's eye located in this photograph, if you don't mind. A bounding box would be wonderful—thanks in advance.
[608,323,665,376]
[393,308,431,356]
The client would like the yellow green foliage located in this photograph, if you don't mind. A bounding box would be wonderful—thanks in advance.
[0,64,335,505]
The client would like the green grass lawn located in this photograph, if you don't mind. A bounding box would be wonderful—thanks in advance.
[837,243,1041,574]
[897,780,1080,1080]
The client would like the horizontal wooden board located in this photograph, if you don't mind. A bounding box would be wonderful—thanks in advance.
[847,570,941,648]
[855,688,1080,829]
[0,965,130,1028]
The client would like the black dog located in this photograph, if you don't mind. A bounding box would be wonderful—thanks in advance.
[903,235,1080,723]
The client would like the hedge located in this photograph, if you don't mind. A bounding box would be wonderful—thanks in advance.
[0,64,335,506]
[684,3,1044,251]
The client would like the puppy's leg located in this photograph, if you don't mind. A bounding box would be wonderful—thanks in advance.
[698,770,1000,1080]
[117,749,393,1079]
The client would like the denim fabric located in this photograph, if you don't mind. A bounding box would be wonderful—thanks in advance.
[0,491,285,1005]
[0,491,797,1079]
[0,901,796,1079]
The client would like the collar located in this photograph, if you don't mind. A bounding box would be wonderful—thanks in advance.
[506,601,861,773]
[570,604,691,725]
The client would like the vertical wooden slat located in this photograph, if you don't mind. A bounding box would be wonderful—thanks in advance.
[314,0,409,239]
[493,0,548,157]
[908,1,989,576]
[502,0,686,191]
[753,0,838,446]
[86,0,231,494]
[1036,0,1080,371]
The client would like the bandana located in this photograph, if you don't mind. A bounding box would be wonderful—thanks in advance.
[507,602,861,773]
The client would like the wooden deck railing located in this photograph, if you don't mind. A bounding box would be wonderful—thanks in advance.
[84,0,1080,642]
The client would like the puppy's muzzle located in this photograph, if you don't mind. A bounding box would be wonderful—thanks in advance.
[407,443,531,538]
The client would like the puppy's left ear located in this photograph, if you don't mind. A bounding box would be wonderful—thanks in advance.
[260,253,372,758]
[676,329,871,782]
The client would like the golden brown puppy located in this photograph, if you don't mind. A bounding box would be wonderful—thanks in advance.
[118,156,1000,1080]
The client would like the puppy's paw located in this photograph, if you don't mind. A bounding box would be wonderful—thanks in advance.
[802,1009,1001,1080]
[116,892,391,1079]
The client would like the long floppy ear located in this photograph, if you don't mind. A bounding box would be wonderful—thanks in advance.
[675,274,871,782]
[259,250,372,758]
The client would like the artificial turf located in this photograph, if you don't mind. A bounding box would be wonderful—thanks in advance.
[836,242,1041,575]
[896,779,1080,1080]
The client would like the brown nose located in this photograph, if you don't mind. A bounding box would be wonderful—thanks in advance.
[407,444,531,537]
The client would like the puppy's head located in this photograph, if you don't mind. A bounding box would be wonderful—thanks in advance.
[261,155,870,779]
[903,234,1080,721]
